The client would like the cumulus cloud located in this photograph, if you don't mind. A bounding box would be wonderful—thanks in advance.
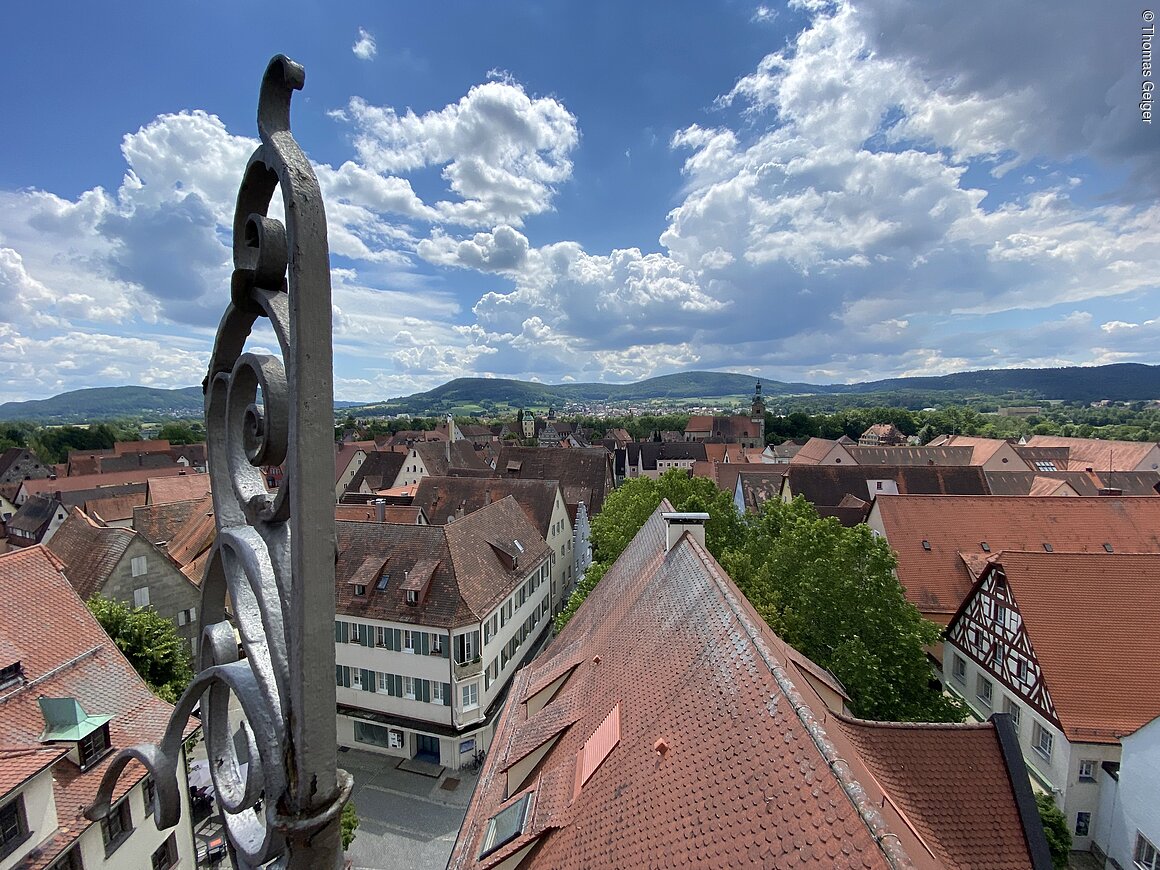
[352,27,377,61]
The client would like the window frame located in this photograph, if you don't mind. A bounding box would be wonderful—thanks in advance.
[100,798,134,856]
[0,795,29,860]
[78,723,112,770]
[130,555,148,577]
[1033,722,1054,760]
[133,586,150,608]
[1075,811,1091,837]
[1078,759,1097,782]
[150,833,178,870]
[461,682,479,711]
[1003,696,1021,733]
[952,654,966,683]
[976,674,993,708]
[1136,833,1160,870]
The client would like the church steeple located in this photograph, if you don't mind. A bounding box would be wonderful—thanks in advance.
[751,381,765,419]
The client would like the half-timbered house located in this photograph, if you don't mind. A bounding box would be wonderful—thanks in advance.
[944,551,1160,855]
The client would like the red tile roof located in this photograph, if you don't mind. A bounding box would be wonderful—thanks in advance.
[146,472,211,506]
[84,492,146,524]
[412,476,563,537]
[44,508,135,600]
[450,506,1045,869]
[965,552,1160,743]
[0,546,192,863]
[0,745,67,795]
[20,466,186,498]
[1025,435,1160,472]
[874,495,1160,620]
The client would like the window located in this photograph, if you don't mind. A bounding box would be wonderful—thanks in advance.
[47,848,83,870]
[131,555,148,577]
[1016,658,1029,681]
[406,589,418,605]
[431,634,444,656]
[952,654,967,683]
[403,676,416,700]
[403,631,415,653]
[354,720,403,750]
[0,796,29,859]
[133,586,150,608]
[1033,722,1054,760]
[455,632,478,665]
[151,833,178,870]
[432,682,444,705]
[375,572,390,591]
[1034,460,1057,472]
[1078,759,1097,782]
[1004,697,1021,732]
[349,623,363,644]
[176,607,197,626]
[378,672,390,692]
[1136,833,1160,870]
[976,675,993,707]
[101,799,133,855]
[79,723,111,769]
[354,584,366,596]
[462,683,479,711]
[479,792,533,859]
[143,775,157,815]
[352,669,362,690]
[995,603,1006,627]
[1075,811,1091,837]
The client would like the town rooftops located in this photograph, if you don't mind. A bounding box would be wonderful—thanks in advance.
[950,551,1160,744]
[1024,435,1160,472]
[45,508,135,600]
[412,477,563,537]
[786,464,990,507]
[146,472,211,506]
[0,546,192,863]
[336,496,551,626]
[448,505,1048,869]
[346,450,407,494]
[872,495,1160,619]
[19,466,187,501]
[495,446,612,516]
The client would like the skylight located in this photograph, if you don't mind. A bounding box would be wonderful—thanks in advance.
[375,573,390,591]
[479,792,533,859]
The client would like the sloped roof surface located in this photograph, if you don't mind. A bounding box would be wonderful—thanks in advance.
[494,446,612,515]
[788,465,988,507]
[133,498,204,545]
[147,473,211,506]
[21,466,186,498]
[835,717,1039,869]
[735,468,787,513]
[1025,435,1160,471]
[412,476,562,537]
[9,494,60,535]
[85,492,146,523]
[846,446,975,466]
[875,495,1160,617]
[984,552,1160,742]
[788,437,844,464]
[346,450,406,494]
[44,508,134,599]
[0,546,187,862]
[449,505,1043,869]
[414,440,491,478]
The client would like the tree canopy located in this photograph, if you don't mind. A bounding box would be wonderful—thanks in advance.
[1035,792,1071,869]
[87,596,194,704]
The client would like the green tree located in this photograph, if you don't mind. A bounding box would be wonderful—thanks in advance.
[341,800,359,851]
[86,596,194,703]
[157,421,205,445]
[720,498,964,722]
[1035,792,1071,869]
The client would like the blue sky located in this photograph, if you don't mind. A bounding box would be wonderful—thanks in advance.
[1,0,1157,404]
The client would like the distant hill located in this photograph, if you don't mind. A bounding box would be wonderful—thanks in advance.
[5,363,1159,422]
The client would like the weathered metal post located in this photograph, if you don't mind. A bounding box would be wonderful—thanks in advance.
[88,55,350,868]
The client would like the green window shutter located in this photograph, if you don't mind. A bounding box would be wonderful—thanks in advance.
[343,666,352,688]
[335,664,343,686]
[385,673,396,697]
[334,620,341,643]
[393,628,401,650]
[420,632,430,656]
[361,625,372,648]
[385,629,395,651]
[337,621,349,644]
[441,637,450,659]
[420,679,430,703]
[394,674,403,697]
[442,682,451,706]
[361,669,373,691]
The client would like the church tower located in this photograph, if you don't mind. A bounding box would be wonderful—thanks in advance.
[750,381,765,444]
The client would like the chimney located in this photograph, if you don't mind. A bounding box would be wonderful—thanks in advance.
[375,499,386,522]
[663,512,710,552]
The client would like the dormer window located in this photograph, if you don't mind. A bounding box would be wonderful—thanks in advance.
[38,697,113,770]
[79,723,112,769]
[376,573,390,591]
[479,792,533,859]
[354,584,367,596]
[0,662,22,691]
[406,590,418,605]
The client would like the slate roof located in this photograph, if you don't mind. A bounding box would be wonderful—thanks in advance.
[835,716,1049,868]
[955,552,1160,744]
[146,472,211,506]
[1025,435,1160,471]
[8,494,61,538]
[874,495,1160,619]
[44,508,135,599]
[0,546,191,866]
[449,505,1046,869]
[412,477,563,538]
[787,465,989,507]
[336,497,550,627]
[494,446,613,515]
[346,450,407,495]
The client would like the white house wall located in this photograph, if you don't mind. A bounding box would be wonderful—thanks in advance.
[1095,715,1160,869]
[0,770,55,870]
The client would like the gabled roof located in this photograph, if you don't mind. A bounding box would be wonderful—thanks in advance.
[412,477,563,538]
[874,495,1160,618]
[132,498,204,546]
[346,450,407,494]
[953,552,1160,743]
[637,441,706,470]
[335,440,377,484]
[0,546,190,859]
[449,505,1046,869]
[336,497,551,626]
[85,492,146,524]
[846,446,976,466]
[163,495,216,569]
[146,472,211,506]
[787,465,989,507]
[335,503,425,523]
[1025,435,1160,471]
[927,435,1019,466]
[8,494,61,536]
[494,446,612,515]
[45,508,135,599]
[734,467,787,513]
[788,436,847,464]
[20,466,186,500]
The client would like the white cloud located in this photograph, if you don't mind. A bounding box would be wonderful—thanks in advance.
[352,27,377,61]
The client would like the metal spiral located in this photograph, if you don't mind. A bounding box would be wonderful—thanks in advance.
[88,55,349,869]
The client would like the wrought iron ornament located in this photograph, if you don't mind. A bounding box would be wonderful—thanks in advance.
[88,55,351,869]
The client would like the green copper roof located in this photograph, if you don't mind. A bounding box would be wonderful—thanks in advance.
[38,697,112,742]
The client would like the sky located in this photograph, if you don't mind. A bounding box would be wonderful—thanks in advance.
[1,0,1157,404]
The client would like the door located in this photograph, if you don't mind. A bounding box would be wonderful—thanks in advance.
[415,734,440,763]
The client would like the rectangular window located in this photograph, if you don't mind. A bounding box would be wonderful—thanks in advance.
[952,654,966,683]
[46,848,82,870]
[403,676,416,700]
[79,723,111,768]
[176,607,197,627]
[354,584,366,596]
[352,669,362,690]
[1003,697,1021,732]
[133,586,150,608]
[1075,811,1091,837]
[151,833,178,870]
[143,775,157,815]
[131,555,148,577]
[1136,833,1160,870]
[432,682,444,705]
[462,682,479,711]
[403,630,416,653]
[976,675,993,708]
[101,799,133,855]
[349,623,364,644]
[353,720,403,750]
[1078,759,1097,782]
[455,632,479,664]
[995,603,1007,627]
[431,633,444,656]
[0,796,28,859]
[1033,722,1054,760]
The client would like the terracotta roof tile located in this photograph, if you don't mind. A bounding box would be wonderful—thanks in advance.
[1025,435,1160,471]
[874,495,1160,619]
[412,476,563,537]
[163,495,216,568]
[146,473,211,506]
[787,465,989,508]
[84,492,146,524]
[133,498,203,545]
[44,508,135,599]
[494,447,613,516]
[21,466,186,499]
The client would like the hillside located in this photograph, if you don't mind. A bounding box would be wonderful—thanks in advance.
[5,364,1159,422]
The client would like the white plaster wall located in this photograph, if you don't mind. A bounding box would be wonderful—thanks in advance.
[0,771,56,870]
[1101,716,1160,869]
